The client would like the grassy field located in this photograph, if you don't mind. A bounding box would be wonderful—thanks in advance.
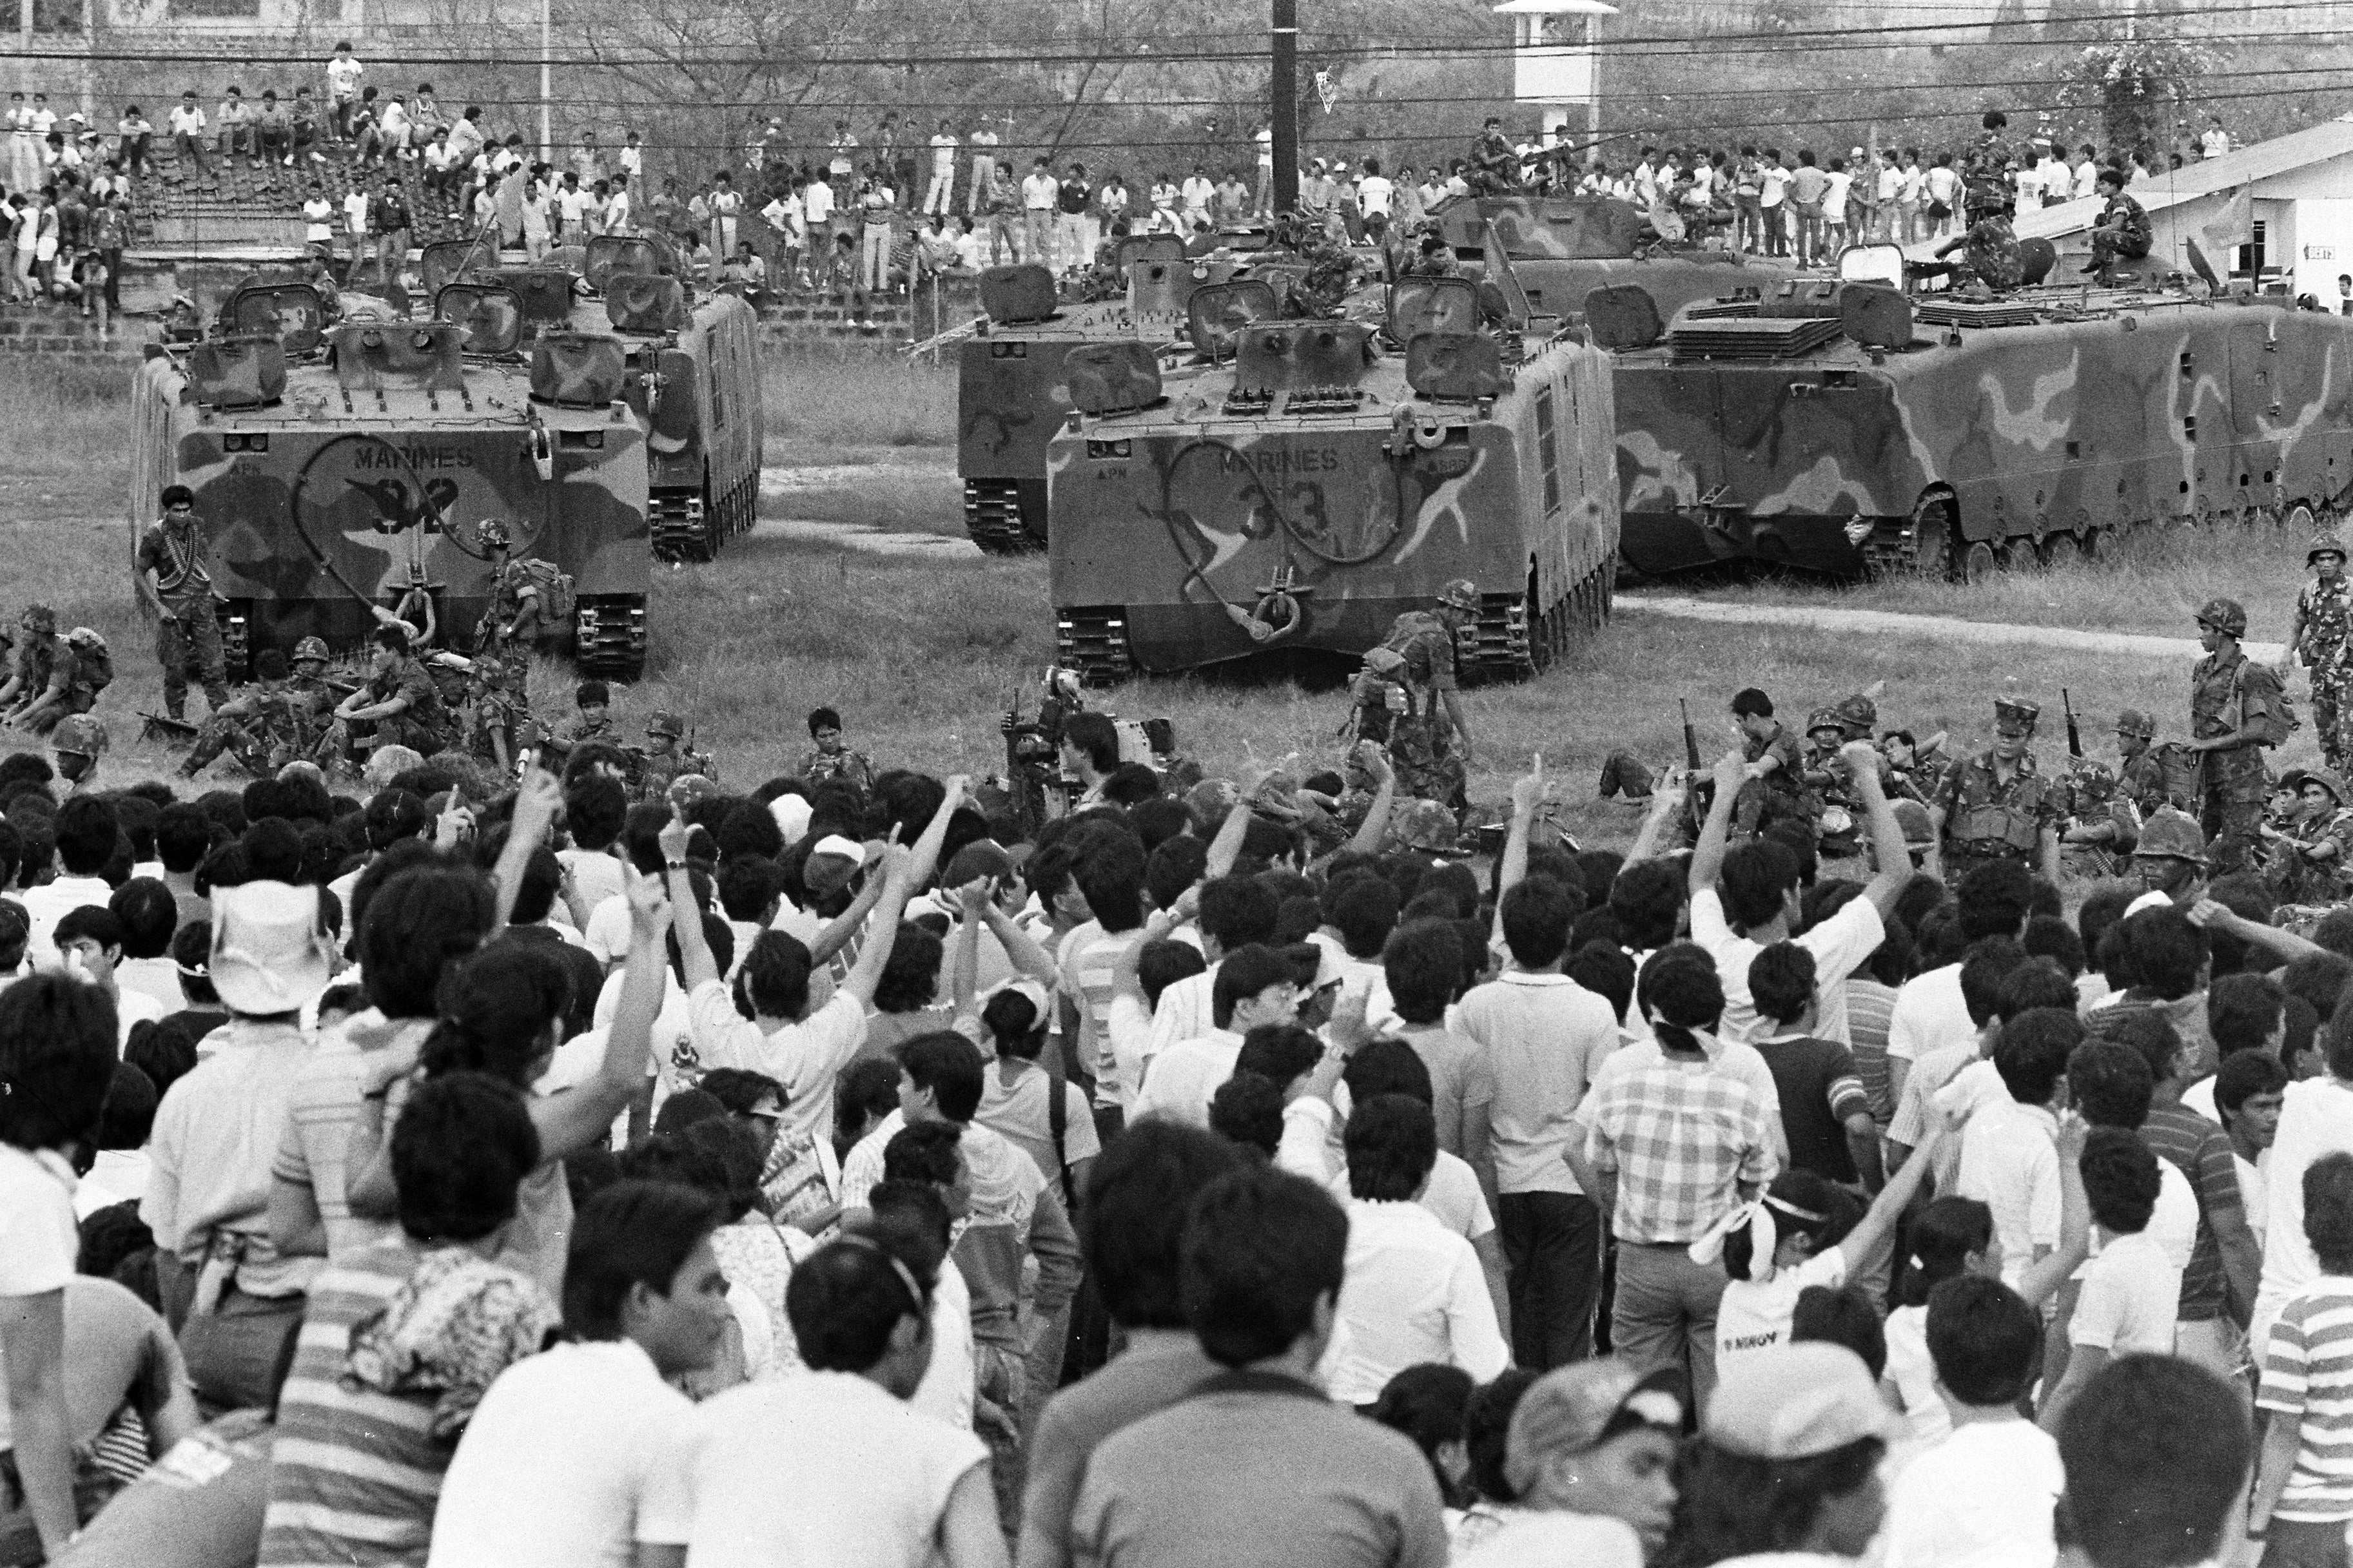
[16,345,2328,855]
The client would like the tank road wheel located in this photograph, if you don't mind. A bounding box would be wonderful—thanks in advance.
[1960,540,1998,583]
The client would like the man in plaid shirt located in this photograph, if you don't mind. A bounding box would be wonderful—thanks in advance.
[1570,957,1777,1409]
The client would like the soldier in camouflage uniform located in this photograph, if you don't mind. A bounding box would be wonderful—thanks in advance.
[2191,597,2289,875]
[1931,696,2065,886]
[2059,749,2136,880]
[326,623,453,762]
[474,518,554,655]
[1372,578,1481,811]
[179,648,312,779]
[0,604,86,736]
[51,713,107,793]
[797,705,878,800]
[2261,768,2353,906]
[1730,686,1813,838]
[1799,708,1864,857]
[2285,526,2353,773]
[1467,117,1522,196]
[284,637,343,760]
[2133,806,2209,910]
[636,711,689,802]
[135,484,232,722]
[2111,707,2176,818]
[462,655,533,775]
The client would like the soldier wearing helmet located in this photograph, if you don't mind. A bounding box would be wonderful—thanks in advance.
[2131,805,2209,908]
[2285,523,2353,772]
[178,647,305,780]
[2191,596,2290,873]
[461,653,534,775]
[0,602,88,736]
[474,518,552,655]
[134,482,232,722]
[1366,578,1481,809]
[636,710,687,802]
[1929,696,2065,886]
[1799,706,1863,855]
[50,713,106,791]
[2261,766,2353,906]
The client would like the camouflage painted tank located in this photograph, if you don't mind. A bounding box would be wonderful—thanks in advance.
[422,235,766,564]
[1429,193,1799,325]
[956,232,1368,553]
[130,276,654,679]
[1603,273,2353,579]
[1047,260,1620,681]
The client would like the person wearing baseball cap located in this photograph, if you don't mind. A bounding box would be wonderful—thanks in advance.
[1453,1359,1681,1566]
[1674,1342,1892,1564]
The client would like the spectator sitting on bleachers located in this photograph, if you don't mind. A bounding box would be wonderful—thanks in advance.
[216,86,253,167]
[115,106,151,175]
[166,90,210,180]
[254,90,290,168]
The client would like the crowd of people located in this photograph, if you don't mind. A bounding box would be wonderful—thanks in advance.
[0,573,2347,1568]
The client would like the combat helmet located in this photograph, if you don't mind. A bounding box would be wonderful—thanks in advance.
[1389,797,1466,856]
[52,714,107,758]
[2306,768,2349,806]
[1805,707,1844,738]
[19,603,54,635]
[293,635,330,667]
[2311,523,2350,567]
[1892,798,1936,849]
[2134,806,2209,866]
[1436,579,1481,614]
[647,711,685,740]
[1993,697,2040,731]
[476,518,514,551]
[2114,708,2156,741]
[2196,597,2248,638]
[1835,692,1878,735]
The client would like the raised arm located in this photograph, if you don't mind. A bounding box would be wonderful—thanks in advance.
[535,864,671,1159]
[950,879,986,1020]
[837,845,917,1009]
[1688,750,1746,895]
[659,811,718,992]
[980,894,1061,985]
[904,774,970,890]
[1623,769,1692,866]
[2192,898,2325,965]
[1842,740,1913,918]
[2016,1116,2093,1310]
[491,768,563,931]
[1337,744,1397,862]
[1841,1122,1943,1266]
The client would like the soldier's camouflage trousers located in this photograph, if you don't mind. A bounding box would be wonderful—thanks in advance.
[181,718,292,779]
[1387,715,1467,811]
[157,609,230,721]
[326,713,448,762]
[2316,665,2353,773]
[2202,775,2268,875]
[11,690,94,737]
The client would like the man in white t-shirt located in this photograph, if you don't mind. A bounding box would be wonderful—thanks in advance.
[1356,157,1395,222]
[924,119,957,215]
[636,1228,995,1568]
[2040,1130,2182,1431]
[430,1183,730,1568]
[1688,742,1904,1047]
[1886,858,2030,1103]
[1133,946,1298,1128]
[1954,1018,2070,1292]
[1881,1273,2064,1568]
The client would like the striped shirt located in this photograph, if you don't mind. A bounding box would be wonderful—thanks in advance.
[1843,978,1898,1129]
[1581,1044,1777,1244]
[2258,1279,2353,1522]
[2140,1103,2249,1324]
[1057,922,1131,1110]
[260,1240,551,1567]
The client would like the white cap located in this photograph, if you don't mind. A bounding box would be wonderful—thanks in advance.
[210,881,337,1016]
[770,793,813,845]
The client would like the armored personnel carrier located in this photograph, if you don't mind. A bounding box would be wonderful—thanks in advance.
[957,238,1224,553]
[424,234,766,563]
[1601,259,2353,579]
[1429,193,1797,325]
[1046,263,1620,681]
[130,276,654,679]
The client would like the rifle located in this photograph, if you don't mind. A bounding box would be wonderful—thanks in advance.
[2062,688,2084,759]
[1681,698,1715,809]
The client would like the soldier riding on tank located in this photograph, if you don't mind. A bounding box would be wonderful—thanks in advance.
[1931,696,2065,886]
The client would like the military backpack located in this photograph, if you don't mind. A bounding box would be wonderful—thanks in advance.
[66,628,113,695]
[513,559,578,628]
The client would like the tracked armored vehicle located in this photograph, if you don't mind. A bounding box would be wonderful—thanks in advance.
[131,276,654,679]
[1601,263,2353,580]
[1430,193,1797,325]
[424,235,765,563]
[1046,264,1619,681]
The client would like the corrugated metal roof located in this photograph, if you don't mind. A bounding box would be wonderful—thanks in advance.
[2015,112,2353,240]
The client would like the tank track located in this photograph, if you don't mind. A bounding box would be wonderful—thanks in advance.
[1055,605,1135,686]
[650,492,713,564]
[1859,515,1931,578]
[576,597,649,682]
[1463,560,1615,683]
[966,479,1042,555]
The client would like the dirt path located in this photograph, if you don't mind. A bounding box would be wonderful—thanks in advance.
[1618,592,2286,664]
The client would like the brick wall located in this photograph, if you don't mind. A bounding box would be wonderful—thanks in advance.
[0,311,144,363]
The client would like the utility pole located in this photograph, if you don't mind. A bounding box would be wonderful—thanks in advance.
[1271,0,1297,213]
[540,0,552,161]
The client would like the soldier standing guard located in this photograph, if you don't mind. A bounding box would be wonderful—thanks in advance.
[1371,579,1481,810]
[1930,696,2065,886]
[474,519,550,654]
[2191,596,2290,874]
[2284,527,2353,773]
[135,484,232,723]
